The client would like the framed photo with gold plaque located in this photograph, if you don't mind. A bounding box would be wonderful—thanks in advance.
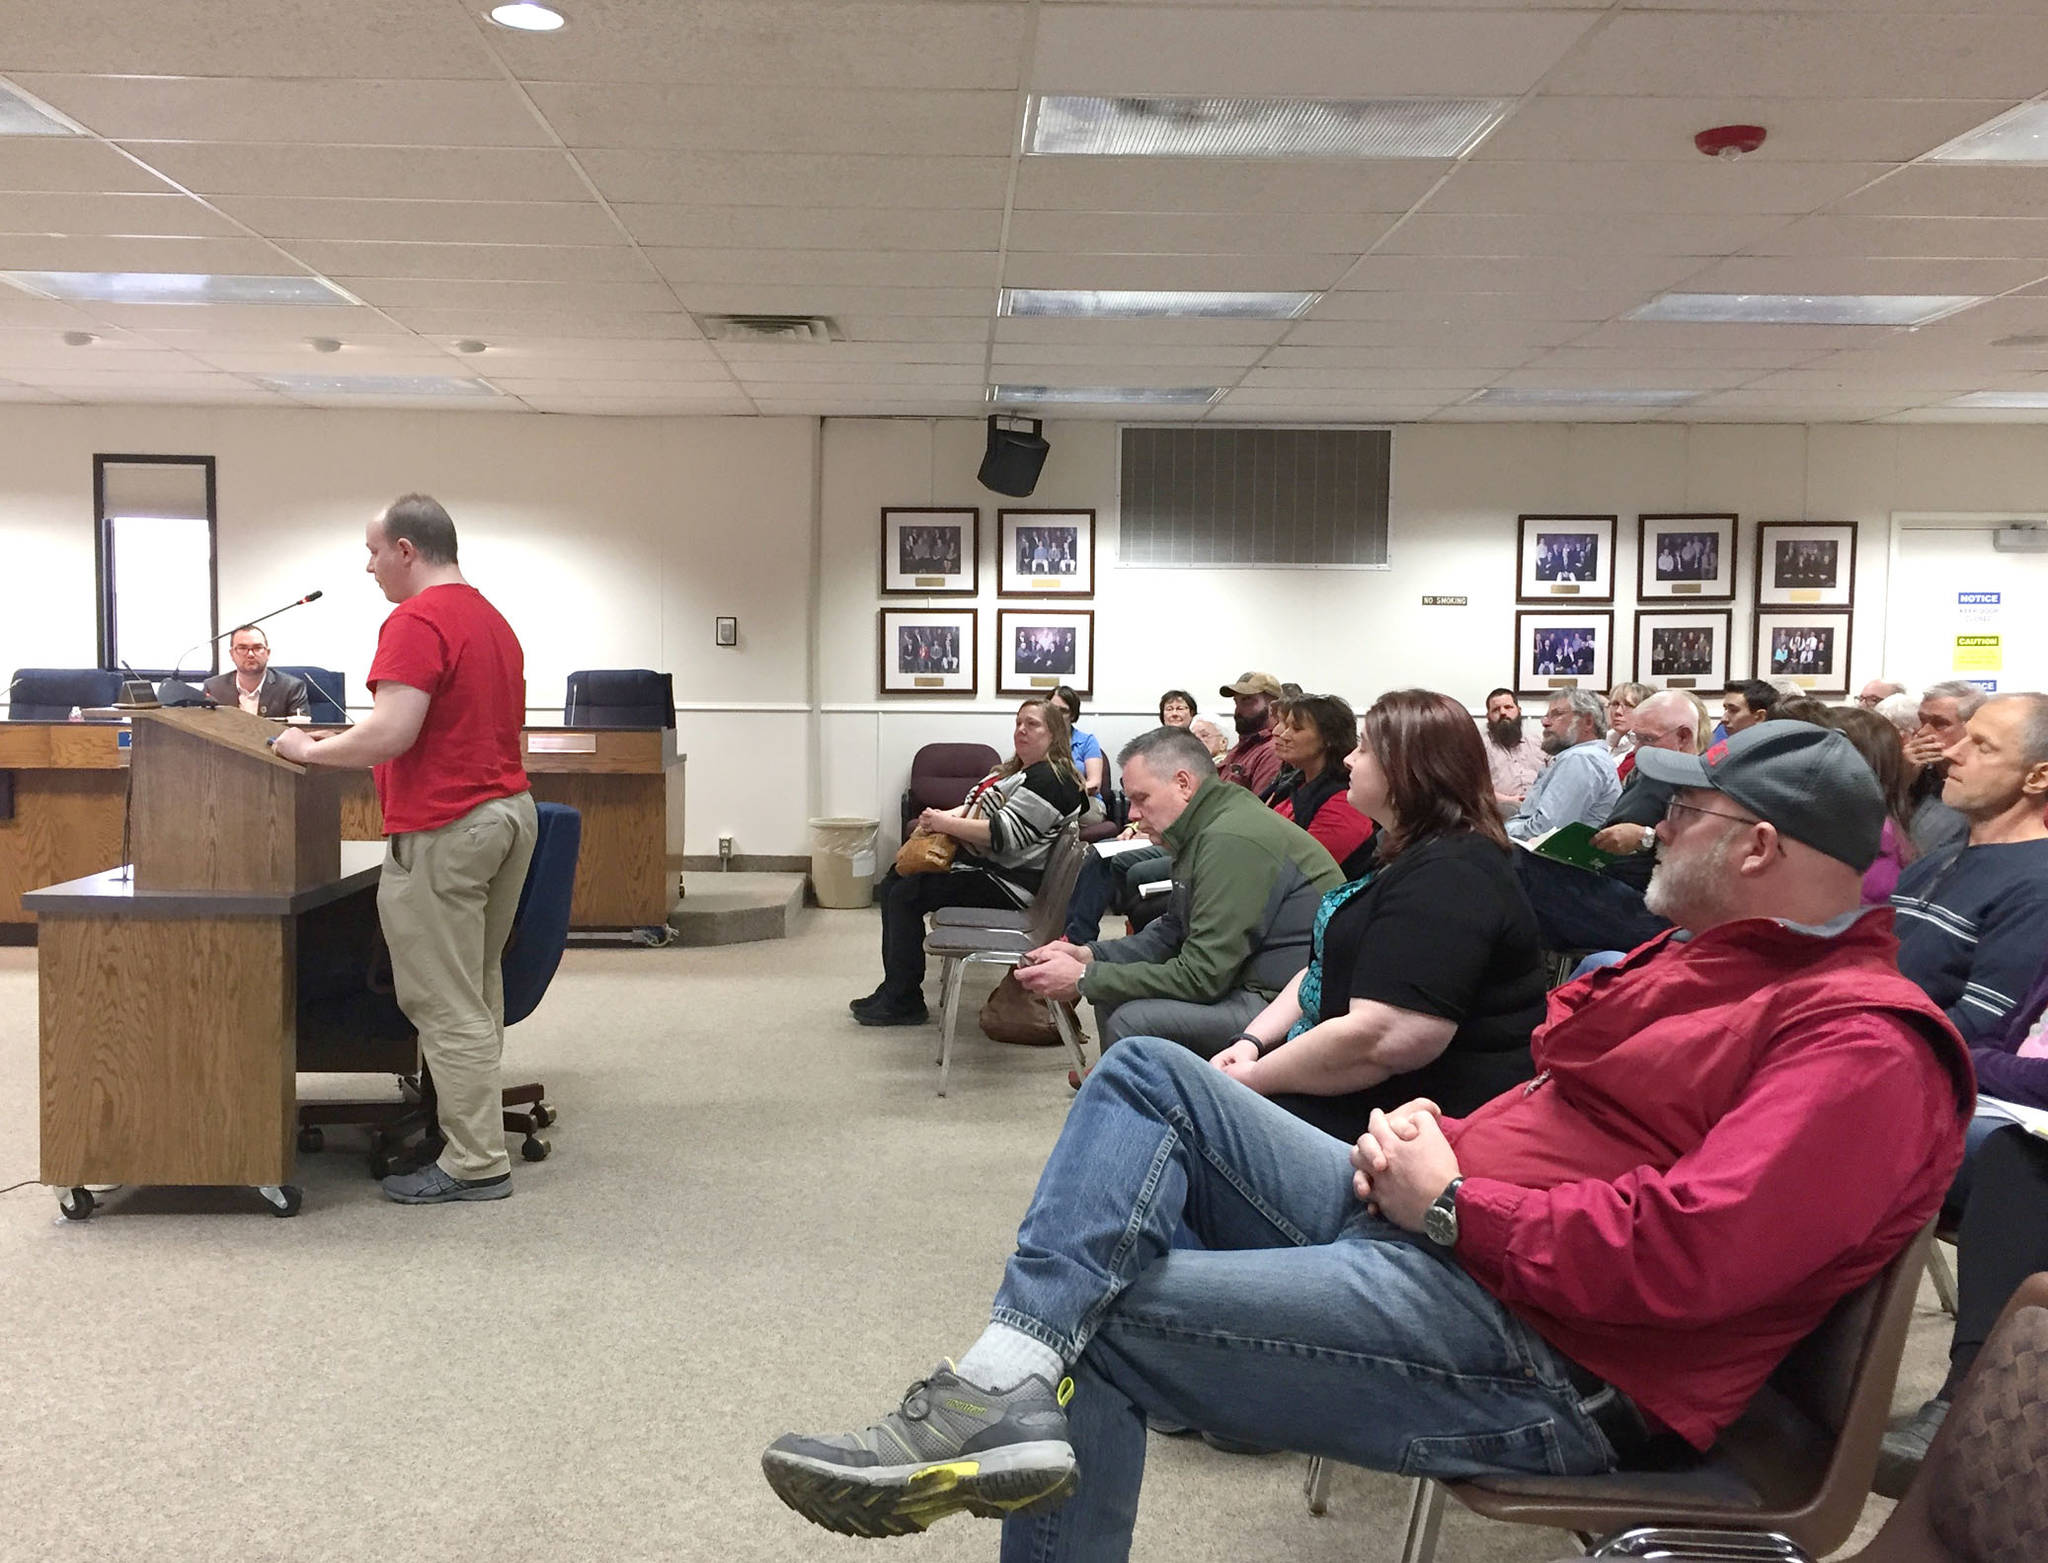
[1516,514,1615,604]
[997,609,1093,697]
[1754,610,1852,698]
[998,508,1094,598]
[1638,513,1737,602]
[878,608,977,695]
[880,507,978,595]
[1634,609,1732,691]
[1756,521,1856,610]
[1515,610,1612,697]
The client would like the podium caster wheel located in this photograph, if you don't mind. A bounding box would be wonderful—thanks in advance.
[534,1103,557,1129]
[298,1126,324,1153]
[520,1135,551,1163]
[259,1185,303,1217]
[59,1187,95,1221]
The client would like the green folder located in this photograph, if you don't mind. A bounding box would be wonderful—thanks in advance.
[1520,820,1618,872]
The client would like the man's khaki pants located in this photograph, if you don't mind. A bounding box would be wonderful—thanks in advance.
[378,791,540,1181]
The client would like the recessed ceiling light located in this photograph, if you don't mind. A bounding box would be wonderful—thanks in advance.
[991,385,1220,406]
[1025,95,1512,159]
[487,2,566,31]
[308,337,343,353]
[1468,388,1701,407]
[255,373,498,397]
[61,330,95,347]
[1944,391,2048,408]
[1926,103,2048,164]
[454,338,489,354]
[1628,293,1981,327]
[0,82,78,137]
[0,271,357,306]
[1000,288,1316,320]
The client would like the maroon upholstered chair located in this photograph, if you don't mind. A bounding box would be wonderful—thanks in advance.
[899,743,1000,837]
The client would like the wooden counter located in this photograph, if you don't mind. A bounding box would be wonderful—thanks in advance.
[0,722,130,934]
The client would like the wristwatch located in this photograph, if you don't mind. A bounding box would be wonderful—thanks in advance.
[1633,826,1656,854]
[1423,1177,1465,1250]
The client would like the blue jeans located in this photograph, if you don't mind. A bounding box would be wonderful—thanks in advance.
[991,1038,1617,1563]
[1512,851,1670,955]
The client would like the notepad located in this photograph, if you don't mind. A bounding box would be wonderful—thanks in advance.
[1977,1096,2048,1141]
[1517,821,1618,872]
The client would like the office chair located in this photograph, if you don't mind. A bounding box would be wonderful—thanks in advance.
[272,665,348,724]
[6,667,123,719]
[563,669,675,729]
[296,802,583,1176]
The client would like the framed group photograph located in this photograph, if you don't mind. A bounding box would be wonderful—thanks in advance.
[998,508,1094,598]
[880,506,978,595]
[877,608,977,695]
[1756,521,1857,609]
[1517,514,1616,604]
[1638,513,1737,602]
[1514,610,1613,696]
[1633,609,1733,691]
[997,609,1094,697]
[1755,610,1853,698]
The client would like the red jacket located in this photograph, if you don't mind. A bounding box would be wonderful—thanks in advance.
[1444,909,1972,1449]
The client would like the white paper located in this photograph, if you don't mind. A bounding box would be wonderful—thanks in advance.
[1976,1095,2048,1140]
[1093,837,1158,859]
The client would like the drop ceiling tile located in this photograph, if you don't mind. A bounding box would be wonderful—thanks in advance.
[1566,320,1899,351]
[1675,256,2047,295]
[579,150,1012,209]
[1000,253,1349,290]
[288,241,658,284]
[126,144,589,202]
[1744,364,2037,392]
[212,198,623,246]
[0,138,175,193]
[1428,160,1890,215]
[1525,344,1832,372]
[993,343,1268,367]
[340,279,683,312]
[1240,367,1505,391]
[18,75,547,148]
[1031,6,1599,95]
[0,192,244,238]
[1378,212,1788,258]
[523,395,755,415]
[0,339,187,370]
[1286,318,1587,348]
[1012,158,1449,215]
[15,367,262,389]
[526,84,1018,156]
[1836,167,2048,221]
[85,303,381,333]
[1261,345,1536,370]
[188,350,471,375]
[382,309,708,339]
[1544,12,2048,99]
[1476,95,2010,165]
[728,361,987,385]
[473,358,735,382]
[836,315,998,343]
[1007,210,1398,256]
[1224,405,1436,423]
[1334,253,1701,295]
[647,248,998,288]
[672,284,989,317]
[1748,216,2048,259]
[717,341,983,365]
[0,233,298,273]
[1692,387,1924,407]
[493,377,751,397]
[1489,367,1757,391]
[442,336,722,362]
[614,205,1003,252]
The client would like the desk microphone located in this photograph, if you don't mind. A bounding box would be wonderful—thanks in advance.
[168,589,325,683]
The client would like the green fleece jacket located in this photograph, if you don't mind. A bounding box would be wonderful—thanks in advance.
[1081,776,1345,1009]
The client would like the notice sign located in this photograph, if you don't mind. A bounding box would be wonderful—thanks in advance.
[1955,634,2003,673]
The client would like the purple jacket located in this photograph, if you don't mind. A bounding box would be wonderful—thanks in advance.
[1973,952,2048,1109]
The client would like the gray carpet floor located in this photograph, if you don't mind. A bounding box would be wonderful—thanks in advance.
[0,910,1945,1561]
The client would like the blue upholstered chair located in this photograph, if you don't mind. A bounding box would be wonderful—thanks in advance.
[7,667,124,720]
[563,668,674,729]
[272,665,348,724]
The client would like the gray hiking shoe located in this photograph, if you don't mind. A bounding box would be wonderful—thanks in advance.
[1873,1396,1947,1498]
[381,1163,511,1204]
[763,1363,1077,1537]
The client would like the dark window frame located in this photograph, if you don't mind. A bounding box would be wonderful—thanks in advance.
[93,453,219,677]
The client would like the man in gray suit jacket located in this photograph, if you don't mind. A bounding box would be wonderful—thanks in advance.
[200,624,310,717]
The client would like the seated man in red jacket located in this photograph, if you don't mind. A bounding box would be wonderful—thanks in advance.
[762,720,1973,1554]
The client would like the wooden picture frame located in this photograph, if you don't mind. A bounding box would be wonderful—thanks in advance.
[1633,608,1733,692]
[1756,521,1857,610]
[1638,513,1738,603]
[880,507,978,596]
[1754,610,1853,698]
[997,609,1094,697]
[1515,610,1613,696]
[877,608,977,695]
[1516,514,1616,604]
[998,508,1095,598]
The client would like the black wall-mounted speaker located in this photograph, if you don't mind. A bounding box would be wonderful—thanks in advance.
[977,414,1050,497]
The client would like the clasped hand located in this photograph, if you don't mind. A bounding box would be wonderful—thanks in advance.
[1013,939,1090,1004]
[1349,1099,1460,1232]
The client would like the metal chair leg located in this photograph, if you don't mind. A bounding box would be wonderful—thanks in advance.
[938,957,967,1096]
[1052,998,1091,1080]
[1398,1478,1447,1563]
[1928,1239,1959,1317]
[934,957,958,1066]
[1303,1455,1332,1516]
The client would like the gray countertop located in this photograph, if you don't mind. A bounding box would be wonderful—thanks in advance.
[24,840,385,918]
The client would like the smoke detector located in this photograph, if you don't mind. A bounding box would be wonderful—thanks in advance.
[1694,124,1767,160]
[696,313,842,344]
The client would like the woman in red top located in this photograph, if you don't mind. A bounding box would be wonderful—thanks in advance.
[1264,693,1375,877]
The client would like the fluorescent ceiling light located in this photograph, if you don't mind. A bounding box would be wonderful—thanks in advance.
[1468,388,1700,407]
[1000,288,1315,320]
[1026,95,1512,159]
[1629,293,1981,327]
[0,83,77,136]
[991,385,1219,406]
[0,271,357,306]
[1944,391,2048,408]
[487,2,566,30]
[255,373,498,397]
[1926,102,2048,164]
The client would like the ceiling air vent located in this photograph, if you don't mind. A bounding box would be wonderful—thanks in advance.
[696,314,841,344]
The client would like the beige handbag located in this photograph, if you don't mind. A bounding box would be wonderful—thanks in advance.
[894,829,958,875]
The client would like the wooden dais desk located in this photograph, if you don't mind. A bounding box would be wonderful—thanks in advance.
[0,722,129,935]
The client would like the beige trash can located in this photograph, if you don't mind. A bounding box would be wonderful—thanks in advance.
[809,817,880,909]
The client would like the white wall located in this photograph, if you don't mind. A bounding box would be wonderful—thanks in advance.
[5,404,2048,857]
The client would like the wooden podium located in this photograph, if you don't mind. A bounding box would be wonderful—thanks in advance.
[30,706,359,1220]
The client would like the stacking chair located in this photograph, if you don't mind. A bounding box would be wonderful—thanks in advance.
[1306,1226,1933,1563]
[297,802,582,1175]
[920,825,1089,1095]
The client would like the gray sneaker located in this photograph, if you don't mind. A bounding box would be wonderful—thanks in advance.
[381,1163,512,1204]
[763,1364,1077,1537]
[1873,1397,1948,1498]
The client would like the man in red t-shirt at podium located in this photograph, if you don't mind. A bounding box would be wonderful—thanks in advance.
[274,493,538,1205]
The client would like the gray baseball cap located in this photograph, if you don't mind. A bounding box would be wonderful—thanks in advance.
[1632,719,1884,871]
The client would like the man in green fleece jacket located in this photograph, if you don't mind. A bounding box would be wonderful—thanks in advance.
[1017,725,1344,1054]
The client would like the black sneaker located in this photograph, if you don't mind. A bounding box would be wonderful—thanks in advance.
[854,999,929,1027]
[1873,1397,1947,1498]
[764,1365,1077,1537]
[849,987,891,1017]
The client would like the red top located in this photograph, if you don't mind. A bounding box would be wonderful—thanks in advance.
[1219,729,1281,797]
[367,583,529,835]
[1274,791,1374,866]
[1444,910,1971,1450]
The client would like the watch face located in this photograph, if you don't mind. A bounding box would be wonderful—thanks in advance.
[1424,1199,1457,1247]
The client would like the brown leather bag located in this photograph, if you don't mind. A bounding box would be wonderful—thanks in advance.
[894,829,957,875]
[979,972,1064,1047]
